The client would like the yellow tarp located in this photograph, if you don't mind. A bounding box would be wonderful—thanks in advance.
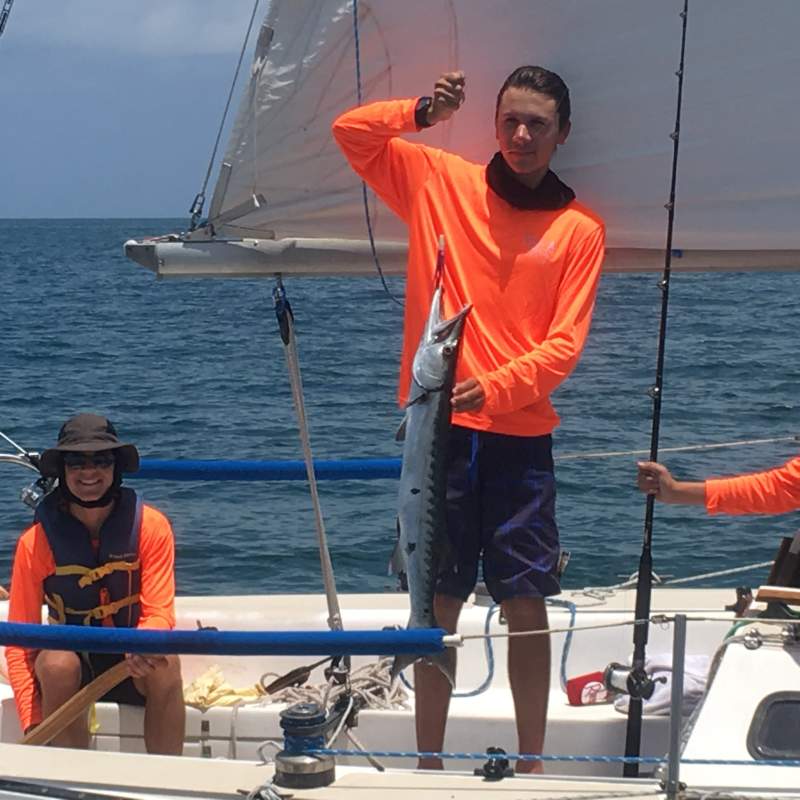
[183,665,266,710]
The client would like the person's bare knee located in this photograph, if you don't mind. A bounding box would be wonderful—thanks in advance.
[501,596,548,631]
[35,650,82,697]
[134,654,182,698]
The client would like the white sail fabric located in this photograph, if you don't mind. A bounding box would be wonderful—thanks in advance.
[212,0,800,259]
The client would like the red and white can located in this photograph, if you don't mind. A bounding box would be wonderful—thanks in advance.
[566,671,611,706]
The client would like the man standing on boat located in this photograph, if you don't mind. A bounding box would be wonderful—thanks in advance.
[637,457,800,513]
[333,67,605,772]
[6,414,185,753]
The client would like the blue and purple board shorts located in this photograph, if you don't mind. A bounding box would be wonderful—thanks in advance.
[436,425,561,603]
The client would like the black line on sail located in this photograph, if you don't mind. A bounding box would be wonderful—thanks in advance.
[352,0,404,307]
[623,0,690,778]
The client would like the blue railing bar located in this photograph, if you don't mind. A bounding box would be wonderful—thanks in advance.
[134,458,401,482]
[0,622,445,657]
[313,748,800,767]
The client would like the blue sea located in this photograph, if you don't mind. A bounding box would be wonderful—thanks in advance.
[1,218,799,597]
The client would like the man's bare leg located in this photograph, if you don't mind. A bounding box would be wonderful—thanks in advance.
[34,650,89,748]
[414,593,463,770]
[133,654,185,755]
[502,596,550,774]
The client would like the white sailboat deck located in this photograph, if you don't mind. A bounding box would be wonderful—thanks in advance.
[2,588,800,797]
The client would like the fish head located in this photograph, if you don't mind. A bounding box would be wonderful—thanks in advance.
[412,288,472,392]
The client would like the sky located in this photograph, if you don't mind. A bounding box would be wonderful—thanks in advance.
[0,1,262,217]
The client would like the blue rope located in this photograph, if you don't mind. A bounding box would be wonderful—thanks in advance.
[0,622,445,657]
[351,0,403,307]
[547,597,577,692]
[134,457,401,481]
[396,598,576,698]
[398,603,497,698]
[313,748,665,764]
[310,748,800,767]
[456,603,497,698]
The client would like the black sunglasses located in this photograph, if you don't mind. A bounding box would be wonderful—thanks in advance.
[63,452,116,469]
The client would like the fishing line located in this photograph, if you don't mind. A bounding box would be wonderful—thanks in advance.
[624,0,690,778]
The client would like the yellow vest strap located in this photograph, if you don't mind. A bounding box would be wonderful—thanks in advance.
[54,560,141,588]
[45,593,66,625]
[71,593,141,625]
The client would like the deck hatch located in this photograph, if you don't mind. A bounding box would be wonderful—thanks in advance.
[747,691,800,760]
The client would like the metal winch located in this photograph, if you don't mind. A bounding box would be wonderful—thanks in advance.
[273,701,343,789]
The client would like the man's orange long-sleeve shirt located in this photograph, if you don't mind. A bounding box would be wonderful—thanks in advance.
[332,98,605,436]
[5,503,177,731]
[706,456,800,515]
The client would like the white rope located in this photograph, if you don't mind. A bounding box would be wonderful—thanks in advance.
[575,558,775,601]
[557,434,798,461]
[664,561,774,585]
[345,726,386,771]
[455,612,797,646]
[260,656,409,711]
[522,791,663,800]
[458,616,657,643]
[688,794,800,800]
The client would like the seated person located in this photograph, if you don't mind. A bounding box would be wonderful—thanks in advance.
[6,414,184,752]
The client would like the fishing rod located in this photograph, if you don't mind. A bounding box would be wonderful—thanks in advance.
[623,0,690,779]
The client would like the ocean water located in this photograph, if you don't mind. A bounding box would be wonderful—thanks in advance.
[1,218,799,598]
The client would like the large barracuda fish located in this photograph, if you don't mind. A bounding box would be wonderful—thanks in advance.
[390,284,471,686]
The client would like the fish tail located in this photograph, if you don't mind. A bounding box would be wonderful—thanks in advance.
[390,647,456,688]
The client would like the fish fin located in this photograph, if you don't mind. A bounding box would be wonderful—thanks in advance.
[390,647,456,688]
[388,523,408,577]
[433,647,457,688]
[390,652,416,684]
[395,416,407,443]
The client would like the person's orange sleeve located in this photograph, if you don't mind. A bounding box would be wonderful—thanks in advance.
[136,506,176,631]
[705,456,800,515]
[331,98,440,223]
[476,224,606,416]
[6,525,54,731]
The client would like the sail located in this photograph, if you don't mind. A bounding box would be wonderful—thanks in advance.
[127,0,800,275]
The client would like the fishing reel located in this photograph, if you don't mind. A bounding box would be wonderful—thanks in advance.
[603,662,666,700]
[21,475,57,510]
[0,439,54,510]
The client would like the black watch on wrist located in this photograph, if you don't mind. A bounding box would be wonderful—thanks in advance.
[415,96,434,128]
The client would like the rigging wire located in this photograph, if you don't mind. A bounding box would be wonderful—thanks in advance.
[188,0,261,231]
[557,434,799,462]
[351,0,403,307]
[0,0,14,38]
[272,278,344,635]
[624,0,690,778]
